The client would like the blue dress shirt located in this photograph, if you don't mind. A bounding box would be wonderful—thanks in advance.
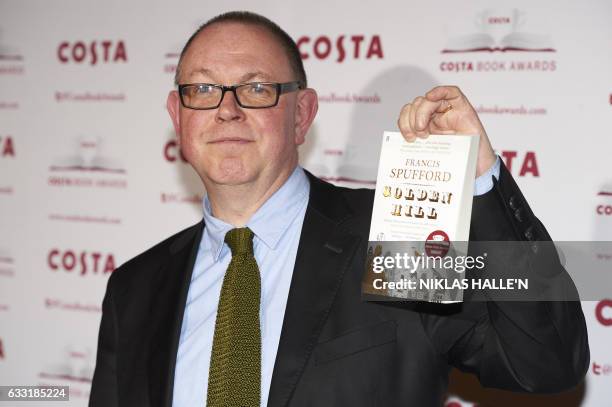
[172,166,310,406]
[474,156,501,196]
[172,158,500,406]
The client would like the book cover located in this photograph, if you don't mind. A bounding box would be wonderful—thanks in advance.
[362,132,479,303]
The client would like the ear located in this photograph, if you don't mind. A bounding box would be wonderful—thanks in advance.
[166,90,182,136]
[294,88,318,146]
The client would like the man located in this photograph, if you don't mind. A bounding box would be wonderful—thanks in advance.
[89,11,589,407]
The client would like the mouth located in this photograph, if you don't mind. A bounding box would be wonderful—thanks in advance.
[208,137,253,145]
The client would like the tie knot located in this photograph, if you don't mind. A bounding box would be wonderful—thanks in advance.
[224,227,254,255]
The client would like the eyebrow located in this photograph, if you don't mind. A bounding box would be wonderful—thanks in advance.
[184,68,273,84]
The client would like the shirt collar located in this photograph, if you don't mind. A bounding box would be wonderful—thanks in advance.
[202,166,310,261]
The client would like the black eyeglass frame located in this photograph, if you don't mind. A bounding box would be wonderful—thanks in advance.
[177,81,304,110]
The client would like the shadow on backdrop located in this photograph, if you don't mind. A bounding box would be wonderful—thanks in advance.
[338,66,438,183]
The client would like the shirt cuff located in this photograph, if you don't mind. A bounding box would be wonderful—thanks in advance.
[473,156,501,196]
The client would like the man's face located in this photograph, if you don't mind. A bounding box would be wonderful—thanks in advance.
[167,22,315,188]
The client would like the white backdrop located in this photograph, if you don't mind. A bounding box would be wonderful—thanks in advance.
[1,0,611,405]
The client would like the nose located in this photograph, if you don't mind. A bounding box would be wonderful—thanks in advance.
[215,89,245,123]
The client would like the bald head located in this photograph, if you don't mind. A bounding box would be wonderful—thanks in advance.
[174,11,307,87]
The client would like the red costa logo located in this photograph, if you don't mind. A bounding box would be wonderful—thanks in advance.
[597,191,612,216]
[595,299,612,326]
[597,205,612,215]
[297,35,383,63]
[57,40,127,65]
[48,249,116,275]
[0,135,15,157]
[592,362,612,376]
[499,150,539,177]
[164,139,187,163]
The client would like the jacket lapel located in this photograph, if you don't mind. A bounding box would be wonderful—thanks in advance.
[267,173,362,407]
[143,172,363,407]
[147,221,204,407]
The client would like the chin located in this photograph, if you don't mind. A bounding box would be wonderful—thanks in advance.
[206,165,256,187]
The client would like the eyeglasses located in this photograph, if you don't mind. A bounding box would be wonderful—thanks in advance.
[177,81,304,110]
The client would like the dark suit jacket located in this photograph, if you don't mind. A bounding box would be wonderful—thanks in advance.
[89,162,589,407]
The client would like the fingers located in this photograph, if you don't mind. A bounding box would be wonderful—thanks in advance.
[397,100,424,142]
[398,96,449,141]
[398,103,415,142]
[398,86,474,142]
[425,85,462,102]
[416,97,440,136]
[410,97,422,138]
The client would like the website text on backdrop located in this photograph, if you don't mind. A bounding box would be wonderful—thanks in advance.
[89,10,589,407]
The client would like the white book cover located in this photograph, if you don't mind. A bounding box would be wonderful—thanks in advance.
[363,132,479,303]
[368,132,479,243]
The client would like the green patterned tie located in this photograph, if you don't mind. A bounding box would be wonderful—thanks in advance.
[207,227,261,407]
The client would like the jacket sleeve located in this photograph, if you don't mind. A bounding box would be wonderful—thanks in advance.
[419,161,590,393]
[89,273,119,406]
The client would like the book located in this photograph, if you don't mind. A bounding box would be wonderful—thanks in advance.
[362,132,479,303]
